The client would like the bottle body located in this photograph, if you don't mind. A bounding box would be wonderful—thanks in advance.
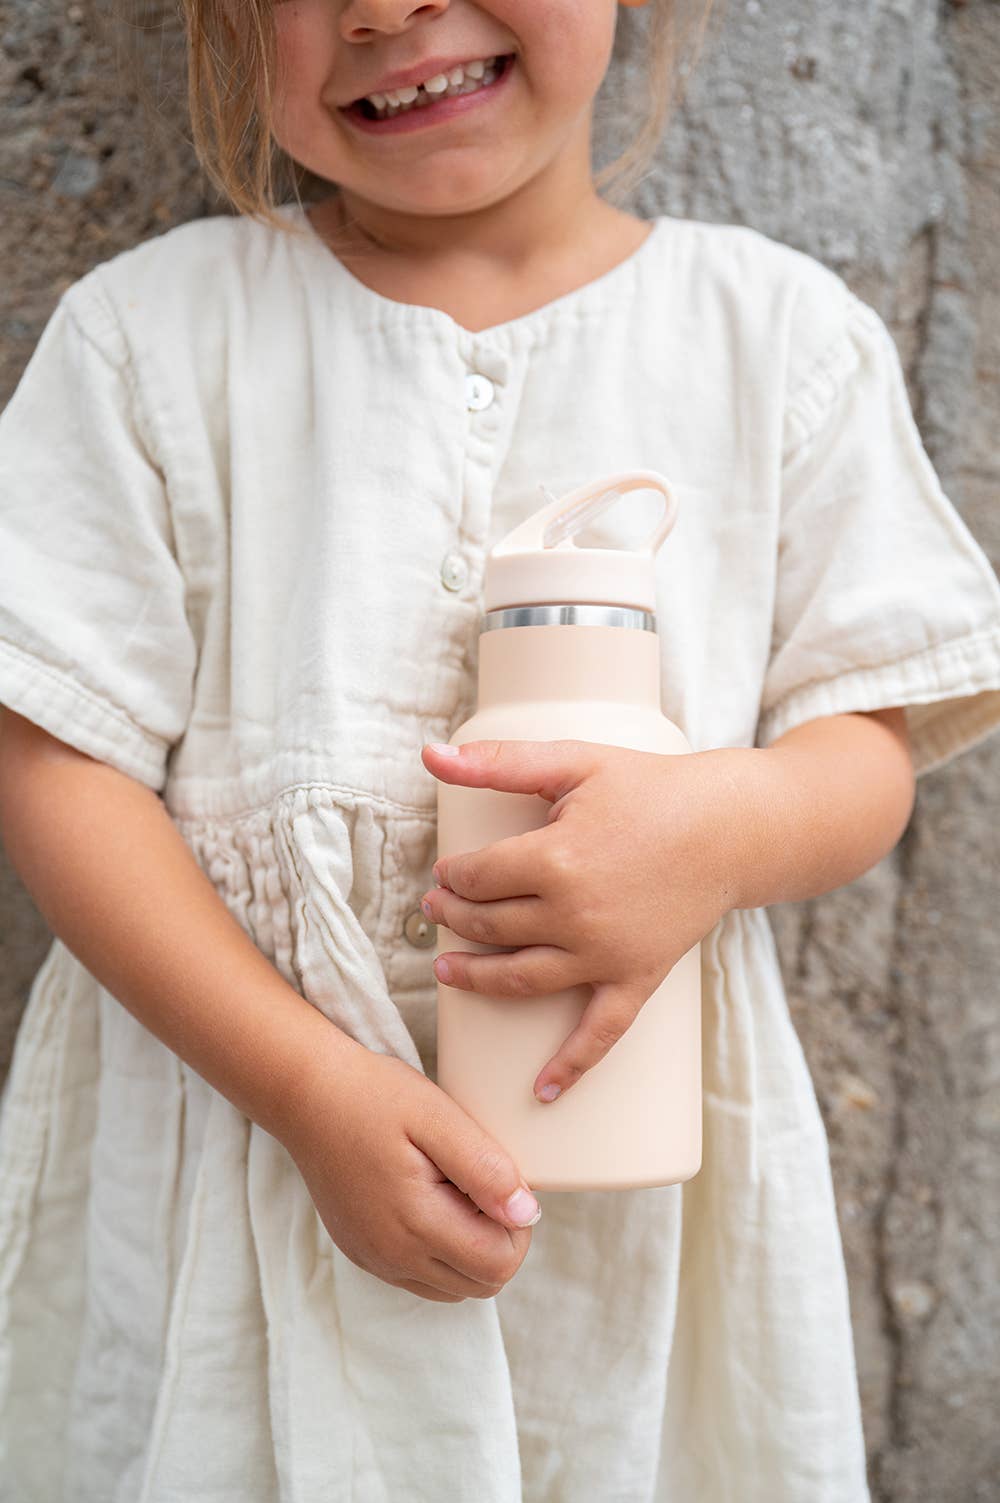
[435,620,702,1192]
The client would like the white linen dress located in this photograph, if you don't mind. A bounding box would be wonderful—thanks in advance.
[1,201,1000,1503]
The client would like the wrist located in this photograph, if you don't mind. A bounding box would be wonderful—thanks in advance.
[267,997,368,1160]
[703,744,794,913]
[253,985,366,1154]
[698,715,916,917]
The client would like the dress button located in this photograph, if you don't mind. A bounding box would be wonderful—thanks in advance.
[403,907,437,948]
[440,550,469,592]
[465,372,495,411]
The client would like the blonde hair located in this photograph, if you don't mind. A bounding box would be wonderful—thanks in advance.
[178,0,716,230]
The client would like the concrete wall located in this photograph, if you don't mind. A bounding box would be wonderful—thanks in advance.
[1,2,998,1496]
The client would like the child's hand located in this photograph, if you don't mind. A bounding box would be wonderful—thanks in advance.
[281,1038,541,1303]
[421,738,752,1104]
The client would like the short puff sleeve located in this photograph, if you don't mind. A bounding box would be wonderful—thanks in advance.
[757,287,1000,777]
[0,276,196,791]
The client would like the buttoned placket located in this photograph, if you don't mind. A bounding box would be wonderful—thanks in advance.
[396,330,535,985]
[405,335,520,955]
[435,350,506,607]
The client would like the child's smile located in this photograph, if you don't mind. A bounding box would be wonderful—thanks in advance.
[342,51,514,133]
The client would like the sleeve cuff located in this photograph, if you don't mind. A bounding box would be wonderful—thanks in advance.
[756,621,1000,777]
[0,638,169,791]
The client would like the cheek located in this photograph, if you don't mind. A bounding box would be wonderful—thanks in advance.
[503,0,618,110]
[271,20,334,146]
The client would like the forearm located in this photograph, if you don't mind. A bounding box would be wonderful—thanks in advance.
[725,708,916,910]
[0,710,359,1146]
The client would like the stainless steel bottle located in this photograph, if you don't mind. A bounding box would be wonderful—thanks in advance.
[434,471,702,1191]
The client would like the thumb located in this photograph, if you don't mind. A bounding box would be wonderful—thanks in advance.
[422,738,595,805]
[424,1101,542,1229]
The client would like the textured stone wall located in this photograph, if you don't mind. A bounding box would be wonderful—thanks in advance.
[1,2,998,1497]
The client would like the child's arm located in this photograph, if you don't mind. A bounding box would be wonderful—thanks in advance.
[0,707,350,1144]
[726,706,916,910]
[0,709,543,1301]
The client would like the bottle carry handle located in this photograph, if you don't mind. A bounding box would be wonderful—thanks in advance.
[493,469,679,559]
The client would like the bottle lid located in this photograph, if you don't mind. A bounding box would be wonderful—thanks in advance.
[482,470,679,614]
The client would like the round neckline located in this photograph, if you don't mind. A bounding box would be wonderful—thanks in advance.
[281,200,667,339]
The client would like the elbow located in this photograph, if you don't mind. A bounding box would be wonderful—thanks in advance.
[864,706,916,854]
[887,764,916,856]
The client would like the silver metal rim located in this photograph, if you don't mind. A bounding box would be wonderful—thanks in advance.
[481,604,657,633]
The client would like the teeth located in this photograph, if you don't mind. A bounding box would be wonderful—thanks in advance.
[362,56,505,118]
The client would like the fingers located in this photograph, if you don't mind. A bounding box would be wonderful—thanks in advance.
[433,942,587,1000]
[531,979,651,1103]
[394,1278,465,1303]
[401,1152,534,1301]
[415,1100,542,1231]
[426,1255,510,1300]
[395,1266,511,1303]
[392,1255,511,1303]
[431,823,564,903]
[421,738,595,809]
[422,888,551,950]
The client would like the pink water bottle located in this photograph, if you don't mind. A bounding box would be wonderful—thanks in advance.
[434,471,702,1191]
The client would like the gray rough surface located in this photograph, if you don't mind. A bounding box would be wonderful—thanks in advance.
[1,1,998,1497]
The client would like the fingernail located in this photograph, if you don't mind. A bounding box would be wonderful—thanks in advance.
[434,956,451,982]
[505,1188,541,1227]
[427,742,460,756]
[537,1083,561,1103]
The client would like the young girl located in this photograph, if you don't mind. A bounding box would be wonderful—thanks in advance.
[1,0,999,1498]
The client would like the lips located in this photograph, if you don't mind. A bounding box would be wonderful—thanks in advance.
[341,54,515,131]
[346,50,511,108]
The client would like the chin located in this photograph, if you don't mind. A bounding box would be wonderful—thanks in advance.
[385,191,510,218]
[373,168,526,219]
